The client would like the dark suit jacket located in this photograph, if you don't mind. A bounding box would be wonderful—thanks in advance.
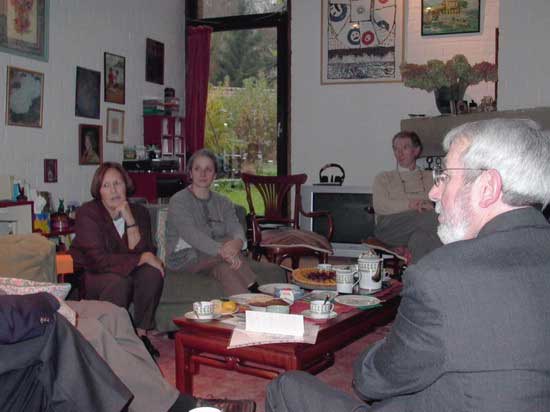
[70,200,155,277]
[0,292,59,344]
[354,207,550,412]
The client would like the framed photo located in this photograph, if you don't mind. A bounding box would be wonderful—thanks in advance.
[6,66,44,128]
[321,0,405,84]
[106,108,124,144]
[75,66,100,119]
[44,159,57,183]
[0,0,49,61]
[104,52,125,104]
[79,124,102,165]
[422,0,481,36]
[146,38,164,85]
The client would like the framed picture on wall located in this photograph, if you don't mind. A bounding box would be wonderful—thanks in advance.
[75,66,101,119]
[104,52,125,104]
[106,108,125,143]
[321,0,405,84]
[6,66,44,128]
[79,124,102,165]
[44,159,57,183]
[0,0,49,61]
[146,38,164,85]
[421,0,481,36]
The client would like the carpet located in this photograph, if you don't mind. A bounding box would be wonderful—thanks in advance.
[152,323,391,412]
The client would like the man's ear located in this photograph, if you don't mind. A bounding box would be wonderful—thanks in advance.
[477,169,503,208]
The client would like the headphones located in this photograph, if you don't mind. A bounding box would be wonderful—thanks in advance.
[319,163,345,185]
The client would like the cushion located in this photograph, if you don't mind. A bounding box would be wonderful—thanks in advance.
[260,229,333,254]
[0,234,56,282]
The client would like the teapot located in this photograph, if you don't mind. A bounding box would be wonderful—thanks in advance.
[357,250,383,291]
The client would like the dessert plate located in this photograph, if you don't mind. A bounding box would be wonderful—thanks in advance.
[258,283,302,296]
[228,293,272,305]
[334,295,381,308]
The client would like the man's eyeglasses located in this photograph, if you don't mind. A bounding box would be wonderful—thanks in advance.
[432,168,488,187]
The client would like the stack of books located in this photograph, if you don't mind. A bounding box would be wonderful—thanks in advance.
[143,99,164,115]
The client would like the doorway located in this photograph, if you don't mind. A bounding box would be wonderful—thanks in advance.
[186,0,290,211]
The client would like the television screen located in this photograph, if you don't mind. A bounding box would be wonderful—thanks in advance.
[312,193,375,244]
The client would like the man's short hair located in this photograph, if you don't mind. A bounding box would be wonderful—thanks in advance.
[443,118,550,208]
[392,131,423,156]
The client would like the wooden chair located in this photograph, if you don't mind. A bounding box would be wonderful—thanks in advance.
[241,173,334,270]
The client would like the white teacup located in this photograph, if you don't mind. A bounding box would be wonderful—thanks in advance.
[357,257,383,291]
[190,408,222,412]
[334,265,359,294]
[193,301,214,319]
[310,300,334,318]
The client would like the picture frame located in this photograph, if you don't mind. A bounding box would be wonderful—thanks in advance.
[106,108,125,144]
[421,0,481,36]
[0,0,49,61]
[104,52,125,104]
[321,0,405,84]
[146,38,164,85]
[44,159,57,183]
[75,66,101,119]
[79,124,102,165]
[6,66,44,128]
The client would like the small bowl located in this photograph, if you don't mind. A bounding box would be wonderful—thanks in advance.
[266,305,290,314]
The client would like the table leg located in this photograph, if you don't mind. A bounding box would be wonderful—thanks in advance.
[175,334,194,394]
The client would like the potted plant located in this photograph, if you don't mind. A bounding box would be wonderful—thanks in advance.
[400,55,497,114]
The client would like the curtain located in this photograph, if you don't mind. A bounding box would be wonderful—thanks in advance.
[185,25,213,155]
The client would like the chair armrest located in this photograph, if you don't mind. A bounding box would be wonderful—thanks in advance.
[299,210,334,241]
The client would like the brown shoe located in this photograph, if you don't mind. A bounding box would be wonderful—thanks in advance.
[196,398,256,412]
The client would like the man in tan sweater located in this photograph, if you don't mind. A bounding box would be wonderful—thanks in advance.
[372,131,441,261]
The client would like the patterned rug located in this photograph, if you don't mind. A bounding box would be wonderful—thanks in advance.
[152,323,392,412]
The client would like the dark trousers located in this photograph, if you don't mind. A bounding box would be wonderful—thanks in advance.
[266,371,368,412]
[0,314,132,412]
[83,264,163,330]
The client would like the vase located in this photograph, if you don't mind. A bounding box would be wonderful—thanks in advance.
[434,84,467,114]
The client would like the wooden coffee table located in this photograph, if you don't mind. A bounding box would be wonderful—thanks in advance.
[173,283,401,395]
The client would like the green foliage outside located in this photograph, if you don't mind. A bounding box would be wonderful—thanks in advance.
[212,179,265,215]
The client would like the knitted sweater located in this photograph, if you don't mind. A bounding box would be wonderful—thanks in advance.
[165,188,246,271]
[373,169,433,215]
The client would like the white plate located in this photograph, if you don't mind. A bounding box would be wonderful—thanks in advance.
[258,283,302,296]
[301,309,337,320]
[184,311,222,322]
[334,295,381,307]
[228,293,273,305]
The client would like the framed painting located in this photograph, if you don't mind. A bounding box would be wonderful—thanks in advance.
[422,0,481,36]
[0,0,49,61]
[44,159,57,183]
[79,124,102,165]
[104,52,125,104]
[75,66,100,119]
[321,0,405,84]
[6,66,44,128]
[146,38,164,85]
[106,108,124,143]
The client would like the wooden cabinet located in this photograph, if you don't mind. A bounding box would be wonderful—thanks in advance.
[144,115,186,171]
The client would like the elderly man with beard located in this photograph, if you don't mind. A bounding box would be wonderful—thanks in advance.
[265,118,550,412]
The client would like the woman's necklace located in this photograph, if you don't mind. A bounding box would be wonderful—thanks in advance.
[397,168,427,194]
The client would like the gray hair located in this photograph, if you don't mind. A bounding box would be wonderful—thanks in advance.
[186,148,219,175]
[443,118,550,208]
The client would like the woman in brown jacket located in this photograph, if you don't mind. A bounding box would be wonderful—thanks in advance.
[70,162,164,357]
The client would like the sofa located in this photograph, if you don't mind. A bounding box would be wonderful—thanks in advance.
[144,203,286,332]
[0,233,57,283]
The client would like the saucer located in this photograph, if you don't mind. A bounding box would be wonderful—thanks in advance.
[301,309,337,320]
[184,311,221,322]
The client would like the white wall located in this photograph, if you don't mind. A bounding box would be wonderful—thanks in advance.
[498,0,550,110]
[0,0,185,206]
[290,0,499,188]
